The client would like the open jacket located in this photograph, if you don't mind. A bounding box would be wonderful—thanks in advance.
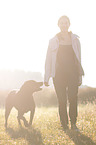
[44,32,84,86]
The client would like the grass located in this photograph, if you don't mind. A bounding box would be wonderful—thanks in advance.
[0,103,96,145]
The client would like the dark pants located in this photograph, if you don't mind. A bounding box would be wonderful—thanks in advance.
[53,71,78,127]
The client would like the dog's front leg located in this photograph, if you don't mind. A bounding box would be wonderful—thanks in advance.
[22,116,29,127]
[17,113,22,127]
[17,116,22,127]
[29,107,35,126]
[17,113,29,127]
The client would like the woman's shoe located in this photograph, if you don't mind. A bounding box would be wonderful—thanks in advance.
[71,124,80,132]
[61,124,69,131]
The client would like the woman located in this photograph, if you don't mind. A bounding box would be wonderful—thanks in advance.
[44,15,84,131]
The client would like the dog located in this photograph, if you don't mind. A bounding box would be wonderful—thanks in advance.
[5,80,43,128]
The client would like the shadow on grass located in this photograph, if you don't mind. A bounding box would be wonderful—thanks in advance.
[6,127,44,145]
[65,129,96,145]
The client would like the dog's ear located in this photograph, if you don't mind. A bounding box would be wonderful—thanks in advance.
[19,80,36,92]
[37,82,43,86]
[20,83,27,92]
[20,81,31,92]
[20,80,43,94]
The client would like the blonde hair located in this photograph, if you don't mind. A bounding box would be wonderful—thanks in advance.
[58,15,70,27]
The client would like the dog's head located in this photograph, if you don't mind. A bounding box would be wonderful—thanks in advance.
[20,80,43,94]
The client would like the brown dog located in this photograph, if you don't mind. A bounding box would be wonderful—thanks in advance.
[5,80,43,128]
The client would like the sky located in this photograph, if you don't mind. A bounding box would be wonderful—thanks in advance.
[0,0,96,87]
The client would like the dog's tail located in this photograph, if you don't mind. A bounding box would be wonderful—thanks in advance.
[5,90,16,128]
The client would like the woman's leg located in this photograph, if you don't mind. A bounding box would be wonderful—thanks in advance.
[68,85,78,126]
[53,78,68,129]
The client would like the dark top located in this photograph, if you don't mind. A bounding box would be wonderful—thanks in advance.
[55,45,78,84]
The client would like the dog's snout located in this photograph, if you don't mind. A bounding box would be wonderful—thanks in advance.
[39,82,43,86]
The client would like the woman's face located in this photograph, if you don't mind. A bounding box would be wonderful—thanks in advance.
[58,18,70,32]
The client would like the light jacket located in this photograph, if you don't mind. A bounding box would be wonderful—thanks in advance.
[44,32,84,86]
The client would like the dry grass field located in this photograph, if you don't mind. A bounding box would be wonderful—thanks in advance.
[0,103,96,145]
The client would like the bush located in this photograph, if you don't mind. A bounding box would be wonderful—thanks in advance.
[0,86,96,108]
[78,87,96,104]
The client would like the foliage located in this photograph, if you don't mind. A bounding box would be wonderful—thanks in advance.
[0,86,96,107]
[78,87,96,104]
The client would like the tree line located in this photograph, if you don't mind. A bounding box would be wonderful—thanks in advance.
[0,86,96,107]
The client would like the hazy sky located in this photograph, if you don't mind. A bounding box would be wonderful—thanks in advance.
[0,0,96,87]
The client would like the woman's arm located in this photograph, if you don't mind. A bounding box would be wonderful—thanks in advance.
[44,42,52,84]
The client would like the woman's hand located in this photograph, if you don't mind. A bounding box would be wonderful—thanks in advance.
[44,82,49,87]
